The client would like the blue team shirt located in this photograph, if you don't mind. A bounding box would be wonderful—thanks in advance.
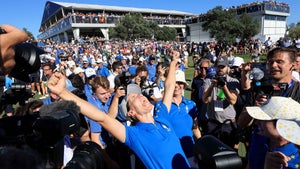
[96,66,110,77]
[87,95,113,146]
[124,103,190,169]
[146,63,157,82]
[84,84,93,99]
[156,97,197,158]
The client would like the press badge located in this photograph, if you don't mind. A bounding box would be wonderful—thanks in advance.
[214,99,224,112]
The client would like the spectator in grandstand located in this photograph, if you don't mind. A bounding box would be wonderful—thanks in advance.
[202,56,240,148]
[47,50,191,169]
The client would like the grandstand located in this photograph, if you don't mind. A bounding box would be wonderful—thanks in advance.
[38,1,290,43]
[37,1,195,42]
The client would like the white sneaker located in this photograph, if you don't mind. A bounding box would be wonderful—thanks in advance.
[39,96,46,99]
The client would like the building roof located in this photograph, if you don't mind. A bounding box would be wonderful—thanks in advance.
[41,1,194,24]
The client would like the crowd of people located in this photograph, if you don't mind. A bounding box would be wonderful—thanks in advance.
[1,24,300,169]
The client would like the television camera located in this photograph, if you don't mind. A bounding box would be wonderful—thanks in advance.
[249,63,288,97]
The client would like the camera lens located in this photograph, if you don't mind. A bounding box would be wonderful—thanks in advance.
[10,43,43,82]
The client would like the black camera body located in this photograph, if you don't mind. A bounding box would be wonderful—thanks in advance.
[1,83,32,106]
[139,76,157,100]
[213,76,226,87]
[114,71,132,93]
[64,141,105,169]
[0,27,43,83]
[249,63,288,96]
[194,135,243,169]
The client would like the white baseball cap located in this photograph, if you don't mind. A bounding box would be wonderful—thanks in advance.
[73,67,84,75]
[231,57,244,67]
[175,70,188,86]
[85,67,96,78]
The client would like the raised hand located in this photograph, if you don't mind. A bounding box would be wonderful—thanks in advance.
[0,24,28,73]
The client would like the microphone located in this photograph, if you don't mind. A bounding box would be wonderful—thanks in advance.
[249,67,264,81]
[39,101,80,117]
[35,101,87,138]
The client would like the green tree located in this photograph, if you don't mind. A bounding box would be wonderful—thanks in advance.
[238,13,260,41]
[202,6,239,44]
[22,28,35,40]
[155,26,177,41]
[288,22,300,39]
[109,13,177,40]
[202,6,259,44]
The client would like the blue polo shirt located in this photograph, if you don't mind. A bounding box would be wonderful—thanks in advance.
[249,127,300,169]
[124,103,190,169]
[156,97,197,158]
[84,84,93,100]
[146,63,157,82]
[97,66,110,77]
[87,95,112,147]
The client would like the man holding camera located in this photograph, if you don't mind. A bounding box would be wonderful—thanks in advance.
[202,56,240,148]
[241,47,300,169]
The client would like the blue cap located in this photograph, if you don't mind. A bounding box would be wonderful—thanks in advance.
[116,55,125,60]
[206,67,216,78]
[128,66,136,76]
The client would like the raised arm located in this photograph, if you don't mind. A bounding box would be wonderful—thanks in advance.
[47,72,126,142]
[107,87,125,118]
[163,50,179,112]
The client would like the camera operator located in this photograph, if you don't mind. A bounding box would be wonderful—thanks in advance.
[202,56,240,148]
[238,47,300,169]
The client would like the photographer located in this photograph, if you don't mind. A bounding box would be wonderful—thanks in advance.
[135,65,162,103]
[202,56,240,148]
